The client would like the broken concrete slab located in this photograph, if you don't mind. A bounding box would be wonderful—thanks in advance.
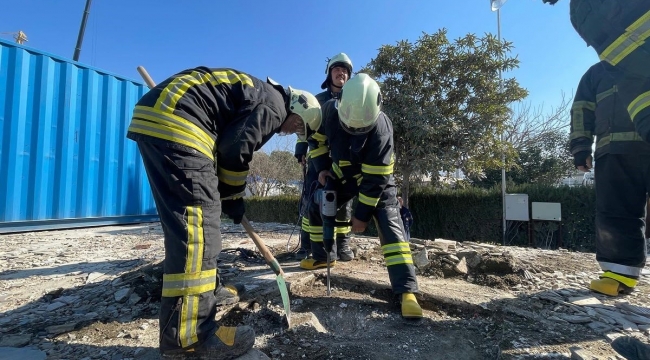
[0,334,31,347]
[570,346,598,360]
[289,312,327,333]
[454,257,468,275]
[235,349,271,360]
[569,296,602,306]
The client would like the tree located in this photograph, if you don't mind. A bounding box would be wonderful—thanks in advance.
[472,94,574,187]
[360,29,528,206]
[247,150,303,197]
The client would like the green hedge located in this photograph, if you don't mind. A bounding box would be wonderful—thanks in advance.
[243,185,598,252]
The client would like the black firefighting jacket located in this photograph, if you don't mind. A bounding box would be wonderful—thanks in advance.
[308,99,396,223]
[570,61,650,159]
[126,67,289,200]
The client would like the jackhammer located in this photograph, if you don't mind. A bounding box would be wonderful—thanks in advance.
[315,177,337,296]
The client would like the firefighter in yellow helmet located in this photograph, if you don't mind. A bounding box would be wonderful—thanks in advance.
[126,66,321,358]
[295,53,355,262]
[305,73,422,319]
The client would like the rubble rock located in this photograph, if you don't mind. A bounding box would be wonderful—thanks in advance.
[412,249,430,270]
[454,258,468,275]
[0,334,31,347]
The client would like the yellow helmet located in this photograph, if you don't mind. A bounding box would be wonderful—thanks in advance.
[321,52,353,89]
[288,87,322,141]
[336,74,382,135]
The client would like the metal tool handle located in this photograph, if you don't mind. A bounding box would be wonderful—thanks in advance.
[241,216,285,276]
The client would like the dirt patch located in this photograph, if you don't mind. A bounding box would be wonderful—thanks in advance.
[0,223,642,359]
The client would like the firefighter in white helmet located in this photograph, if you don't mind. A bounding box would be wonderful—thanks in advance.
[295,53,355,262]
[305,73,422,319]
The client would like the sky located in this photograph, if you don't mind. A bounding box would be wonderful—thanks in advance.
[0,0,599,153]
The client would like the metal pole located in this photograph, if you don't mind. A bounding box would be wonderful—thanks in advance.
[73,0,93,61]
[498,8,507,245]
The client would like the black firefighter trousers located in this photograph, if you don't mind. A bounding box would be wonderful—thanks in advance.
[595,153,650,279]
[136,140,222,353]
[308,180,418,294]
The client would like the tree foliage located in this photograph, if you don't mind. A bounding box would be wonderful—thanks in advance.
[472,94,574,187]
[360,29,528,205]
[247,150,302,197]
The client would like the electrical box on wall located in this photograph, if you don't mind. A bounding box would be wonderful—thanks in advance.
[505,194,529,221]
[532,202,562,221]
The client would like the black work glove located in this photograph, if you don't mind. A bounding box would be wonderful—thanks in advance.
[222,198,245,224]
[573,151,591,168]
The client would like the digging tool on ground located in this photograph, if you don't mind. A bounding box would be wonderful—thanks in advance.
[240,216,292,328]
[135,65,292,327]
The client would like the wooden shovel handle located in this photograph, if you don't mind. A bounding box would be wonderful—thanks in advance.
[241,216,284,276]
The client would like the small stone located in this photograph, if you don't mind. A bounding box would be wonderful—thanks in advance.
[0,334,32,347]
[46,302,67,311]
[86,272,104,283]
[569,296,602,306]
[339,303,347,308]
[454,258,468,275]
[586,321,613,333]
[114,288,132,303]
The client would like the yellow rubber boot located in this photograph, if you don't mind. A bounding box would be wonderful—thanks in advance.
[401,293,423,319]
[590,271,636,297]
[300,258,336,270]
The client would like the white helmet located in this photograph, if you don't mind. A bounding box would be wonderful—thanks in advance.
[288,87,322,141]
[336,73,382,135]
[321,52,353,89]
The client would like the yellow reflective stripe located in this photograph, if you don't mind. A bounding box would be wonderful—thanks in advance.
[134,106,214,147]
[128,120,214,160]
[312,132,327,142]
[362,163,393,175]
[599,10,650,66]
[362,154,394,175]
[570,131,593,140]
[596,86,617,103]
[382,242,411,254]
[357,177,363,186]
[161,268,217,297]
[339,160,352,167]
[602,271,638,288]
[308,146,329,159]
[628,91,650,122]
[385,253,413,266]
[359,193,379,207]
[217,167,248,186]
[596,132,644,149]
[156,70,254,112]
[572,101,596,111]
[311,233,323,242]
[332,163,343,178]
[180,294,200,347]
[296,139,307,144]
[335,226,351,234]
[186,206,203,273]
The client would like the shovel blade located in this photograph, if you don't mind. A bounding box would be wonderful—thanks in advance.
[275,274,291,328]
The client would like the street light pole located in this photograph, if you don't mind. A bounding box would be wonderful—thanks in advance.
[490,0,507,245]
[498,8,507,245]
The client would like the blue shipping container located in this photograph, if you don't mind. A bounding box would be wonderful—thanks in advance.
[0,38,158,233]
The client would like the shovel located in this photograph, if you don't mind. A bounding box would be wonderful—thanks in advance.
[135,66,291,327]
[241,216,292,328]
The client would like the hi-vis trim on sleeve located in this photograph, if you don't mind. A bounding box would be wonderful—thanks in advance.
[629,91,650,122]
[339,160,352,167]
[358,193,380,207]
[312,132,327,142]
[599,11,650,66]
[155,70,254,113]
[570,131,593,140]
[217,167,248,186]
[308,146,329,159]
[332,163,344,178]
[361,153,395,175]
[571,101,596,136]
